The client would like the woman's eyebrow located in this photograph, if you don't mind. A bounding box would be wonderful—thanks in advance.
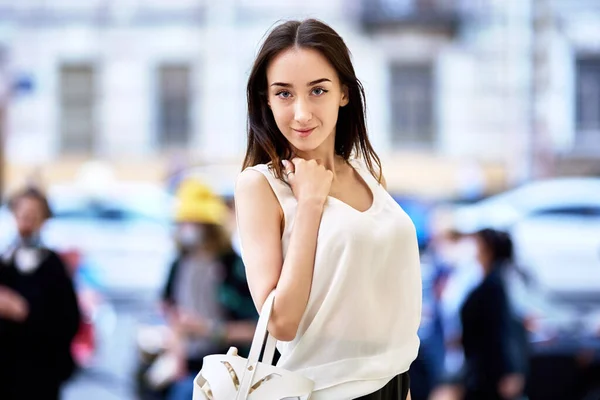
[307,78,331,86]
[270,78,332,88]
[270,82,291,88]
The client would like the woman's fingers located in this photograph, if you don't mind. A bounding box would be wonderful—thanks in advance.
[282,159,295,182]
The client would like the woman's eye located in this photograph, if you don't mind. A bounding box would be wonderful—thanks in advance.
[276,91,292,99]
[311,87,328,96]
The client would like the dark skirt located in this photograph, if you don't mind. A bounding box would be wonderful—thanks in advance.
[355,372,411,400]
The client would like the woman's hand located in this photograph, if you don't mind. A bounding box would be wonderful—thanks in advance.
[0,286,29,322]
[283,158,333,207]
[498,373,525,399]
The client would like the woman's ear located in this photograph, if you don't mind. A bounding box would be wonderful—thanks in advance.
[340,85,349,107]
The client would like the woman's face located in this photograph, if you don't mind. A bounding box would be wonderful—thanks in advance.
[266,47,348,155]
[13,196,46,238]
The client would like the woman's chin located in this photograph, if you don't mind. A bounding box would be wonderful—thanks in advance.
[293,144,315,153]
[289,138,324,155]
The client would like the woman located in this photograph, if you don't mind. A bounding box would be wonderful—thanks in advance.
[161,179,257,400]
[0,187,81,400]
[460,229,528,400]
[235,19,422,399]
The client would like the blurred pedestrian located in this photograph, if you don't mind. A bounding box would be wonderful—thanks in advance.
[435,229,482,386]
[460,229,528,400]
[236,19,421,399]
[423,218,482,400]
[0,187,81,400]
[160,179,257,400]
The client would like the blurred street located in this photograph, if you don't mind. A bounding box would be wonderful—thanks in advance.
[63,295,154,400]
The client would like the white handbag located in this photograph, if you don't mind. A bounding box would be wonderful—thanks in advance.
[192,291,315,400]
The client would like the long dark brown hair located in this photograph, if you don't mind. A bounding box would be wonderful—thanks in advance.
[243,19,382,182]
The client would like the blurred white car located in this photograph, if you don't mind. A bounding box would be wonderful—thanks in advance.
[452,177,600,297]
[451,177,600,340]
[0,182,177,297]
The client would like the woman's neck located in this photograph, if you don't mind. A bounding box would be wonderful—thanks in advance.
[292,150,348,179]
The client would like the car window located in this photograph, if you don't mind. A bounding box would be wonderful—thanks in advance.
[54,206,165,223]
[531,206,600,217]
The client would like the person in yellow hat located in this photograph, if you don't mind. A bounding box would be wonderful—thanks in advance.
[171,179,231,255]
[159,179,257,400]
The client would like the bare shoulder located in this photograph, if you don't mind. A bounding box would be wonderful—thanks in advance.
[235,168,282,218]
[236,168,277,202]
[354,157,387,190]
[236,168,270,194]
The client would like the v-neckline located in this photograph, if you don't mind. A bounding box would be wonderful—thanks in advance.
[327,161,377,214]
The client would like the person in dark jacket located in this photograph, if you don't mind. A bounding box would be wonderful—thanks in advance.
[0,187,81,400]
[460,229,528,400]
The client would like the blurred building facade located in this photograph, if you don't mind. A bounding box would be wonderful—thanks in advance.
[0,0,599,198]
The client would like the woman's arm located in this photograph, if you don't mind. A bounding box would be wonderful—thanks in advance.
[235,160,330,341]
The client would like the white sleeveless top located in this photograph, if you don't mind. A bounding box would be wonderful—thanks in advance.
[243,159,422,399]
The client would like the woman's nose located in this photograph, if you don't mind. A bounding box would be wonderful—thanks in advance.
[294,98,312,124]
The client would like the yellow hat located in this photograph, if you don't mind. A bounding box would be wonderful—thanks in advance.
[174,179,228,225]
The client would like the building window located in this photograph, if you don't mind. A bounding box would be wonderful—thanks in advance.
[576,58,600,143]
[59,64,96,153]
[390,64,435,147]
[157,64,191,147]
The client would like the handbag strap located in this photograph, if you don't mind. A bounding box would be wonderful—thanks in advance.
[236,290,278,399]
[262,333,277,365]
[247,290,277,365]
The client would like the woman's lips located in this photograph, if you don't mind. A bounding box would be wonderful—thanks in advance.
[293,127,315,138]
